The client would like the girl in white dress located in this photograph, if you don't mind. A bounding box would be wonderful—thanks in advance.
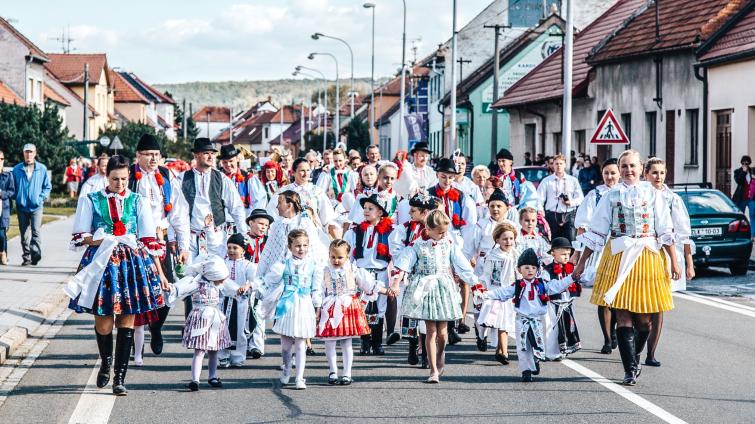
[643,157,695,367]
[340,164,378,231]
[258,229,323,390]
[518,207,552,264]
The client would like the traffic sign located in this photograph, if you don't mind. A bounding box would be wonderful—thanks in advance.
[590,108,629,144]
[99,136,110,147]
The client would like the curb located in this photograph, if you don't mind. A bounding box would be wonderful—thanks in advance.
[0,281,71,365]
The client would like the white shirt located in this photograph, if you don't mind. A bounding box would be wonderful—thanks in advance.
[463,215,520,274]
[537,173,584,213]
[409,164,438,190]
[574,184,612,231]
[79,174,107,198]
[184,168,248,235]
[487,275,574,317]
[133,167,191,252]
[315,168,358,201]
[266,182,337,229]
[344,224,391,270]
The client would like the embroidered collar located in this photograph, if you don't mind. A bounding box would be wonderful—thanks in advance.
[104,188,128,199]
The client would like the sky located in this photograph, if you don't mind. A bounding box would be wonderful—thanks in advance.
[3,0,493,84]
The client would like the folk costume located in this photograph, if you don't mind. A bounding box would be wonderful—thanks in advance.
[483,248,577,381]
[219,234,258,367]
[219,144,267,219]
[316,165,358,204]
[244,209,273,358]
[266,181,337,232]
[519,229,553,265]
[542,238,582,357]
[404,142,438,192]
[260,160,284,204]
[659,184,693,292]
[574,184,612,286]
[475,245,518,348]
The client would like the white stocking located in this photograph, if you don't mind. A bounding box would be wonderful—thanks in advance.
[192,349,205,382]
[340,339,353,378]
[133,325,145,363]
[280,335,294,374]
[294,338,307,382]
[207,351,219,379]
[324,340,338,375]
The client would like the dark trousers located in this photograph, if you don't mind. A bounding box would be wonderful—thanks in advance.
[545,210,576,242]
[17,209,43,261]
[0,227,7,252]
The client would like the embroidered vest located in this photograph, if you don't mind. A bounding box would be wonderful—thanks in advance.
[429,185,466,229]
[403,221,424,246]
[244,235,267,263]
[226,170,252,208]
[512,278,549,308]
[181,169,226,224]
[352,220,392,263]
[608,189,655,238]
[88,190,140,235]
[128,165,173,214]
[543,262,580,298]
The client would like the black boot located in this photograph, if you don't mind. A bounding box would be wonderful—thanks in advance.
[371,319,385,355]
[616,327,637,386]
[112,328,134,396]
[633,329,650,379]
[148,306,170,355]
[447,321,461,345]
[407,338,419,365]
[95,331,113,388]
[419,334,428,368]
[360,335,372,355]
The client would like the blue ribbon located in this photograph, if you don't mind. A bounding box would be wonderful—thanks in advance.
[274,284,312,319]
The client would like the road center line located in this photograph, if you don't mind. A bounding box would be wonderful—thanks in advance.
[560,359,688,424]
[67,362,116,424]
[674,292,755,318]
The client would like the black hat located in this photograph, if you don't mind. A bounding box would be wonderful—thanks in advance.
[359,192,390,216]
[136,134,161,152]
[218,144,241,160]
[517,248,540,268]
[409,192,440,210]
[410,142,432,155]
[227,233,247,249]
[487,188,509,205]
[192,138,218,153]
[549,237,573,253]
[246,208,274,225]
[496,148,514,161]
[435,157,460,174]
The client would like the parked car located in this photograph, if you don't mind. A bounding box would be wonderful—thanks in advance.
[672,185,753,275]
[514,166,549,188]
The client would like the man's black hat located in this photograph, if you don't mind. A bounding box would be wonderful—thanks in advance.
[410,142,432,155]
[496,148,514,161]
[192,138,218,153]
[136,134,161,152]
[219,144,241,161]
[549,237,573,253]
[435,157,460,174]
[409,192,440,210]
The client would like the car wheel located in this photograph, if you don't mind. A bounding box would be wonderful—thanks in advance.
[729,262,749,276]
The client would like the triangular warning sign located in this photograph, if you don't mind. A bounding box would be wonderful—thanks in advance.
[590,108,630,144]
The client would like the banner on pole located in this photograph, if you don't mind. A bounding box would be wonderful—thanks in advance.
[590,108,629,144]
[404,113,427,143]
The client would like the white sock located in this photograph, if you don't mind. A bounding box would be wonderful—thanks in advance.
[294,338,307,381]
[340,339,353,378]
[134,325,145,363]
[192,349,205,382]
[280,336,293,374]
[207,351,218,379]
[325,340,338,375]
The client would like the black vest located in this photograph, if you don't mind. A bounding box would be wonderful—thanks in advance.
[128,165,171,193]
[181,169,226,224]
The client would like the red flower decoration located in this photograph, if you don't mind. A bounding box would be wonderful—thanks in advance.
[376,243,390,258]
[134,171,143,180]
[553,263,563,275]
[539,294,550,302]
[359,221,371,232]
[447,189,459,202]
[154,172,164,186]
[451,214,465,227]
[519,281,526,288]
[375,217,393,234]
[510,174,516,182]
[164,203,173,213]
[565,263,574,274]
[619,224,627,232]
[642,223,650,233]
[112,221,126,236]
[235,173,244,183]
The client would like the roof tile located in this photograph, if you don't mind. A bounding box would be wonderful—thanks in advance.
[0,80,25,106]
[46,53,110,86]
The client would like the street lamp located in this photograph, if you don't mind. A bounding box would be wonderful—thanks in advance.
[311,32,355,118]
[363,3,376,146]
[309,52,340,147]
[398,0,407,152]
[294,68,329,150]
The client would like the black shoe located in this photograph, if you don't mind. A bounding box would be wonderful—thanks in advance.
[21,259,31,266]
[208,377,222,388]
[420,355,428,369]
[408,339,419,365]
[187,381,200,391]
[522,371,533,382]
[112,328,134,396]
[95,331,113,388]
[447,329,462,346]
[306,347,316,356]
[339,376,352,385]
[372,345,385,356]
[30,256,40,266]
[476,336,488,352]
[623,372,637,386]
[645,358,661,367]
[386,332,401,346]
[328,372,339,385]
[533,360,541,375]
[149,325,163,355]
[494,353,510,365]
[457,323,470,334]
[600,343,612,354]
[360,336,371,355]
[370,319,384,355]
[249,348,262,359]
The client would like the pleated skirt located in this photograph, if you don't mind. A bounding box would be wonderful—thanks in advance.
[402,276,462,322]
[273,295,317,339]
[182,308,232,351]
[590,239,674,314]
[317,298,371,339]
[477,298,516,333]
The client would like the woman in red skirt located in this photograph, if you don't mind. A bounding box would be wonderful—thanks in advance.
[316,239,394,385]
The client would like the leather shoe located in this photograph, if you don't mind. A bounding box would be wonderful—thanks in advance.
[600,344,612,354]
[645,358,661,367]
[476,336,487,352]
[249,348,262,359]
[386,332,401,346]
[457,323,470,334]
[494,353,509,365]
[447,330,462,346]
[522,371,533,382]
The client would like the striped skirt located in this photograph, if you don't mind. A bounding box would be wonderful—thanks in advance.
[182,308,232,351]
[590,239,674,314]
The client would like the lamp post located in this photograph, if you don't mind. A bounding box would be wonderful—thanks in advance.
[312,32,354,118]
[398,0,407,152]
[294,67,328,151]
[449,0,458,152]
[309,52,340,147]
[364,3,376,146]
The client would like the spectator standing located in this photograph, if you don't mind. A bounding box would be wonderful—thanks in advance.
[732,155,752,212]
[578,158,600,194]
[0,150,16,265]
[537,154,583,241]
[65,158,82,199]
[12,144,52,266]
[366,145,381,166]
[746,167,755,241]
[524,152,533,166]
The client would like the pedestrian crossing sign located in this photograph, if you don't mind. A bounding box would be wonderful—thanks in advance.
[590,108,629,144]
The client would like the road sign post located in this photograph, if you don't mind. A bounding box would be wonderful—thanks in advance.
[590,108,630,145]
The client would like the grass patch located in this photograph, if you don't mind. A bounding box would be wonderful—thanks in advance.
[44,206,77,216]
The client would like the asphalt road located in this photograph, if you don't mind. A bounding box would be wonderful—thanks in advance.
[1,278,754,424]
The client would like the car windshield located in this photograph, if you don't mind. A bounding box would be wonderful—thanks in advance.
[677,190,739,214]
[518,168,548,184]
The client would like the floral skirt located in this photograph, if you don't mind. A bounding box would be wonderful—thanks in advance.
[317,297,371,339]
[401,276,462,322]
[590,240,674,314]
[68,244,165,316]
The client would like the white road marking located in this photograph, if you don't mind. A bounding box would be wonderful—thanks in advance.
[67,361,116,424]
[674,292,755,318]
[561,359,688,424]
[0,307,72,409]
[678,291,755,312]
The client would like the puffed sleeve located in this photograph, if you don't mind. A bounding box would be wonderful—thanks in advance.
[671,192,692,245]
[316,188,337,228]
[485,284,515,301]
[245,262,259,288]
[260,261,286,296]
[462,222,481,260]
[396,199,411,226]
[480,256,495,289]
[310,262,324,308]
[168,176,191,253]
[577,189,612,252]
[388,223,407,257]
[315,170,330,192]
[568,175,584,207]
[347,193,365,224]
[221,278,241,297]
[354,267,380,295]
[265,191,280,217]
[653,190,675,246]
[393,243,418,273]
[71,194,94,250]
[249,176,267,211]
[519,180,541,210]
[575,189,596,230]
[450,242,477,286]
[221,176,249,234]
[136,195,165,256]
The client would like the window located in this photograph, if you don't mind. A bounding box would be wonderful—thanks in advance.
[552,132,562,155]
[646,111,657,157]
[264,127,269,139]
[28,78,35,102]
[574,130,586,155]
[686,109,699,165]
[525,124,536,156]
[621,113,632,147]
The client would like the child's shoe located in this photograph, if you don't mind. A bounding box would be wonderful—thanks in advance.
[521,371,533,382]
[295,378,307,390]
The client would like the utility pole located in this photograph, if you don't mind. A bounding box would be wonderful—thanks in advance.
[456,57,472,82]
[229,106,233,144]
[484,23,511,160]
[182,99,188,140]
[449,0,459,153]
[562,0,573,165]
[398,0,407,152]
[83,63,89,142]
[300,101,305,153]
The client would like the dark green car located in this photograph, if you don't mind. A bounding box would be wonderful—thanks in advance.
[673,186,753,275]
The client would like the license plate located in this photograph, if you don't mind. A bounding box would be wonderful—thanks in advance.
[692,227,722,236]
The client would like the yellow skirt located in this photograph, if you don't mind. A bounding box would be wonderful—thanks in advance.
[590,239,674,313]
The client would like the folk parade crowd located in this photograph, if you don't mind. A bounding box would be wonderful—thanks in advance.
[63,134,693,396]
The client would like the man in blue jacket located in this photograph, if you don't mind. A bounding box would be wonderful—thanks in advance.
[12,144,51,266]
[0,149,16,265]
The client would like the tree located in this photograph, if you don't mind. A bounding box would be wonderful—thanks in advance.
[303,130,336,153]
[346,117,370,156]
[94,122,172,161]
[0,103,75,191]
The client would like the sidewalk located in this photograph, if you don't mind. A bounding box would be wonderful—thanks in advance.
[0,215,79,362]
